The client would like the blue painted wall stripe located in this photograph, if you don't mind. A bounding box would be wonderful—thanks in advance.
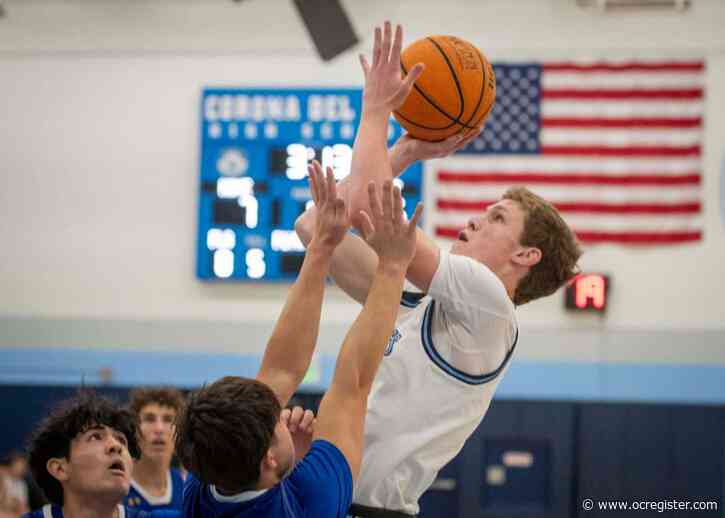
[1,347,723,403]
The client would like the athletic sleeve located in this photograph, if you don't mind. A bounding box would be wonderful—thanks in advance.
[428,249,514,321]
[286,440,353,517]
[426,250,517,374]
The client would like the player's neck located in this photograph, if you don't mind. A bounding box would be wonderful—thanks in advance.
[132,456,169,496]
[62,490,119,518]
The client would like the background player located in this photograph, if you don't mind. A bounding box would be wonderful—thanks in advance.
[125,387,185,512]
[295,22,582,516]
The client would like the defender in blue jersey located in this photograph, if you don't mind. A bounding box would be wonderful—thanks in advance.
[176,150,422,517]
[125,387,186,512]
[23,392,180,518]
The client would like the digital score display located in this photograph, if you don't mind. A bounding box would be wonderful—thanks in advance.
[197,88,423,281]
[565,273,610,312]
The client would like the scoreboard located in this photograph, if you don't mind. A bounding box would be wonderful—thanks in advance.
[197,88,423,281]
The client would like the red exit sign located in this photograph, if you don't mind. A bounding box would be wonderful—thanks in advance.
[565,274,609,312]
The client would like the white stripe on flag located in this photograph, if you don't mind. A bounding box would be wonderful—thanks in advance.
[541,73,703,89]
[434,184,701,204]
[541,100,703,117]
[540,128,702,146]
[429,157,700,174]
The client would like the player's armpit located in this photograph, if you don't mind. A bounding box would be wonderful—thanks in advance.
[312,386,367,481]
[405,227,441,293]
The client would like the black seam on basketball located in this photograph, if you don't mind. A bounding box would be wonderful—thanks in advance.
[399,60,477,131]
[462,49,487,127]
[400,61,458,130]
[426,37,465,121]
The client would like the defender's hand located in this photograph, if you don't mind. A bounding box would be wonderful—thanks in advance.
[358,180,422,268]
[308,160,350,251]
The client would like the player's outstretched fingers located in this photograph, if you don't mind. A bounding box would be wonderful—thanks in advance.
[381,21,392,64]
[393,63,424,106]
[307,165,320,205]
[372,26,382,67]
[325,165,337,202]
[391,24,403,63]
[407,202,423,236]
[381,180,394,222]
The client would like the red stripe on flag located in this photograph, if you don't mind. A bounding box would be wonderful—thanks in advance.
[574,231,702,244]
[435,227,702,244]
[437,172,701,186]
[541,88,702,100]
[541,145,700,157]
[540,117,702,128]
[542,62,704,73]
[437,200,701,215]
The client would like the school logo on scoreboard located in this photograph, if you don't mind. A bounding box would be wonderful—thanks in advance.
[216,148,248,177]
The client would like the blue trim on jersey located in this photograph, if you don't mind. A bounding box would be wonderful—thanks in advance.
[124,468,183,512]
[420,300,517,385]
[22,504,178,518]
[400,290,425,308]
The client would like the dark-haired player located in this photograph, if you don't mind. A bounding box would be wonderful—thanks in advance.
[23,392,178,518]
[177,146,422,516]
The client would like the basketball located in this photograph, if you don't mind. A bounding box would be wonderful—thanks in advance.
[394,35,496,142]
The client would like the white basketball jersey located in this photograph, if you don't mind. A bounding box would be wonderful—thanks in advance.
[353,250,518,515]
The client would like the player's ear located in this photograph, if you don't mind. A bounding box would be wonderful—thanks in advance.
[512,246,541,268]
[47,457,70,483]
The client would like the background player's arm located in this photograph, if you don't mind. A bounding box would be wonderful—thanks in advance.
[256,166,349,407]
[313,180,422,480]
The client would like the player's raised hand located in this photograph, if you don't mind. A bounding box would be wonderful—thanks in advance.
[308,160,350,251]
[358,180,422,269]
[281,406,316,462]
[359,21,424,115]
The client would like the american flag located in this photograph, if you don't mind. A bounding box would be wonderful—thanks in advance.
[426,61,705,245]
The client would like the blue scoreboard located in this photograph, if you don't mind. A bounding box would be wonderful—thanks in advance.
[197,88,423,281]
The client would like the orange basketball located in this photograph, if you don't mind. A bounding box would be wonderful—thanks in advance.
[394,35,496,142]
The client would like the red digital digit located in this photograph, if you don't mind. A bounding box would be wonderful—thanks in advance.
[575,274,607,309]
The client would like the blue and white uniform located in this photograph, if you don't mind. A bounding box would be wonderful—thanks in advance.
[125,468,184,512]
[353,250,519,515]
[24,504,179,518]
[183,440,352,518]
